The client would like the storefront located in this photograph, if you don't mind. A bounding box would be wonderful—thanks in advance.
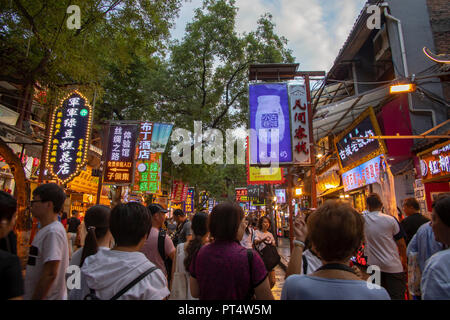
[334,107,388,213]
[66,165,110,219]
[417,141,450,214]
[317,163,342,205]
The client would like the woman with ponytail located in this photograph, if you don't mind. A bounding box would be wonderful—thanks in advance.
[68,205,112,299]
[169,211,208,300]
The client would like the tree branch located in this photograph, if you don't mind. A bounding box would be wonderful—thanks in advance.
[13,0,46,48]
[74,0,123,37]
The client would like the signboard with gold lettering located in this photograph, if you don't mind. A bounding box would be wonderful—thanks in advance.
[46,91,93,184]
[103,124,138,185]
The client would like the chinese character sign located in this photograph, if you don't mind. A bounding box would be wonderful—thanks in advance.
[275,189,286,204]
[419,142,450,182]
[137,122,154,160]
[342,154,383,192]
[184,188,194,214]
[133,153,162,194]
[336,114,382,170]
[47,91,93,184]
[288,84,310,165]
[249,83,292,165]
[235,188,248,202]
[171,180,186,203]
[104,124,138,184]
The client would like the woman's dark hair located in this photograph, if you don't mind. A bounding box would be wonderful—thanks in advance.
[32,183,66,213]
[110,202,151,247]
[257,216,271,231]
[80,205,111,267]
[209,202,244,241]
[244,216,252,235]
[0,191,17,221]
[184,211,208,271]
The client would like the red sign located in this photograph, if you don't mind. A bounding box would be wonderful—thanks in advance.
[235,188,248,202]
[171,180,187,203]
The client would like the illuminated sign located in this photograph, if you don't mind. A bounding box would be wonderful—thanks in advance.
[248,184,265,202]
[334,107,386,171]
[418,142,450,182]
[249,83,292,165]
[275,189,286,203]
[133,153,162,194]
[47,91,93,184]
[342,154,383,192]
[235,188,248,202]
[288,84,310,165]
[184,188,194,214]
[171,180,188,203]
[103,124,138,185]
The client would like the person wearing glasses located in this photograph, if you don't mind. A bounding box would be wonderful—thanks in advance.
[24,183,69,300]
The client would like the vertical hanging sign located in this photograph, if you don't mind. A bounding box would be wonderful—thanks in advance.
[184,188,194,214]
[103,124,138,185]
[288,84,311,165]
[47,90,93,184]
[133,152,162,194]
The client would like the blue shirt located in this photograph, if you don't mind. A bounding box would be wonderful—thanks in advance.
[406,222,444,272]
[421,248,450,300]
[281,275,391,300]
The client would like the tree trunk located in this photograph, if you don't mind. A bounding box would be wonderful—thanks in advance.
[0,138,31,268]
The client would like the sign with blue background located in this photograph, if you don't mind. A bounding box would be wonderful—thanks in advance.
[342,154,383,191]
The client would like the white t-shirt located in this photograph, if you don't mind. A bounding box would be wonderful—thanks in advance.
[24,220,69,300]
[300,249,323,275]
[363,211,404,273]
[421,248,450,300]
[255,230,275,251]
[82,249,169,300]
[169,242,196,300]
[240,228,256,249]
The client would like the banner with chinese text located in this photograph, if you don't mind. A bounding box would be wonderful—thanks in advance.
[103,124,138,185]
[184,188,194,214]
[171,180,187,203]
[47,91,93,184]
[133,153,162,194]
[288,84,310,165]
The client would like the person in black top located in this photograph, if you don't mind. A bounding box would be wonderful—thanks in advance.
[400,198,429,245]
[67,211,81,252]
[0,191,24,300]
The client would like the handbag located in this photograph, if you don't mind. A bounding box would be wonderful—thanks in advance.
[169,244,189,300]
[258,240,280,271]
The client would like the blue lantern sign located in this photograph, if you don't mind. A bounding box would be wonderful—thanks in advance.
[46,91,93,184]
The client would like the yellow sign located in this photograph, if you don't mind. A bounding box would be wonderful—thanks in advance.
[248,166,283,183]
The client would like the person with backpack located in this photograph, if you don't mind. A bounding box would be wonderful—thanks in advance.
[189,202,273,300]
[172,209,192,247]
[82,202,169,300]
[140,204,176,284]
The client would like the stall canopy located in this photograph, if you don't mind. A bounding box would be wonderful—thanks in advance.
[313,84,391,142]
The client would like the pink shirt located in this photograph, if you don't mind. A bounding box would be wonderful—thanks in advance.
[140,227,175,277]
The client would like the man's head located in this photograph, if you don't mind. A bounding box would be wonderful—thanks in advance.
[173,209,186,224]
[402,198,420,216]
[110,202,151,249]
[31,183,66,220]
[0,191,17,239]
[366,193,383,212]
[72,210,79,217]
[431,194,450,246]
[148,203,168,228]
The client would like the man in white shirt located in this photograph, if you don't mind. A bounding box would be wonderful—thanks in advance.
[363,193,407,300]
[24,183,69,300]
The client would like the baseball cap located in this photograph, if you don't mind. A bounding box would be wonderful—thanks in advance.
[148,203,168,215]
[173,209,185,216]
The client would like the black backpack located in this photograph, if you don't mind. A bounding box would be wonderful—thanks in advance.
[84,266,158,300]
[158,229,173,285]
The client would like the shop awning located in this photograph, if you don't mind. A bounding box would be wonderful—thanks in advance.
[319,185,344,197]
[313,85,391,142]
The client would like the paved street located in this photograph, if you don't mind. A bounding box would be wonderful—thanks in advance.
[271,237,291,300]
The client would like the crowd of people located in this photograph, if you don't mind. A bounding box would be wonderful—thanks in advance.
[0,183,449,300]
